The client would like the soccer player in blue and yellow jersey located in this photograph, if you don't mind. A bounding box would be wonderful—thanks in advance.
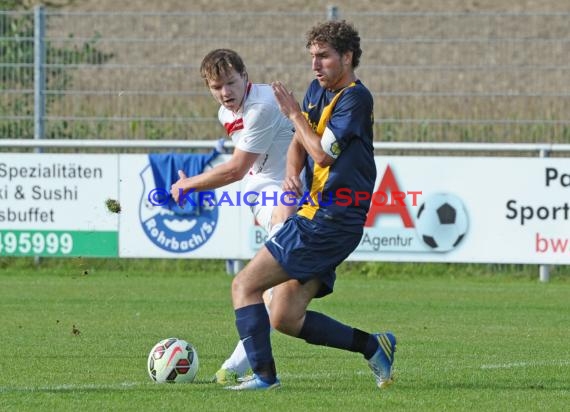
[227,20,397,390]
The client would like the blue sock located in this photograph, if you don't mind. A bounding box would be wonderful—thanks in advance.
[298,311,379,358]
[235,303,276,384]
[298,311,353,349]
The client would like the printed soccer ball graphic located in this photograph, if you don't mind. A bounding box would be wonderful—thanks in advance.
[415,193,469,252]
[147,338,199,383]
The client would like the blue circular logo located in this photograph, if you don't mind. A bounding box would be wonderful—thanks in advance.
[139,165,218,253]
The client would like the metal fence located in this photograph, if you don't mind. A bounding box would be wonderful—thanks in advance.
[1,7,570,143]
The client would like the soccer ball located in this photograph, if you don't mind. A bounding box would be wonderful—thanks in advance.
[415,192,469,252]
[147,337,199,383]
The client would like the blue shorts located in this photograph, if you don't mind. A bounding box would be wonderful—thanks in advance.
[265,214,363,298]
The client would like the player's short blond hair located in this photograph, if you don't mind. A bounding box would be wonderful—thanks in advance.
[200,49,247,83]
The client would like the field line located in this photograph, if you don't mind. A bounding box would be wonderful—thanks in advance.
[0,381,144,394]
[480,360,570,369]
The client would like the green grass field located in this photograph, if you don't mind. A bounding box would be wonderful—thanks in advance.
[0,259,568,411]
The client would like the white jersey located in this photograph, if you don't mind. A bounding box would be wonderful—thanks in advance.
[218,83,293,193]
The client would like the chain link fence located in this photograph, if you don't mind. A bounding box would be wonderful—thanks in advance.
[1,8,569,143]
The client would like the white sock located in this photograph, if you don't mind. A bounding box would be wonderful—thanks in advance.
[220,339,251,376]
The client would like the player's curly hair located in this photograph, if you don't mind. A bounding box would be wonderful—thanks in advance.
[306,20,362,68]
[200,49,247,82]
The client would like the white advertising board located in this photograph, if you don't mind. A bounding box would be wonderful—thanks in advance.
[2,153,568,264]
[0,153,119,257]
[349,157,569,264]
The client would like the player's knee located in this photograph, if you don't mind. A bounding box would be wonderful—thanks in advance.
[230,276,242,301]
[231,275,252,302]
[268,311,287,334]
[231,272,266,306]
[268,309,298,336]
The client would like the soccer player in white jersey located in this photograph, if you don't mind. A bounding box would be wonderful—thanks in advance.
[170,49,296,384]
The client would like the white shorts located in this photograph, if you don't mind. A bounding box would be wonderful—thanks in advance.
[248,182,283,234]
[245,170,305,234]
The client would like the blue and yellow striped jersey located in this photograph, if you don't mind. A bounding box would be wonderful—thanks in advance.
[298,79,376,232]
